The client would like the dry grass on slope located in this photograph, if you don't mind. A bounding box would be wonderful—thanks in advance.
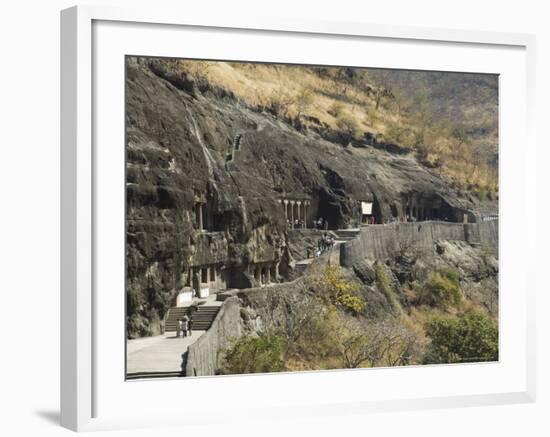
[172,59,498,195]
[180,60,387,133]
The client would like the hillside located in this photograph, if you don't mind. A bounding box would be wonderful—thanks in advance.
[174,59,498,196]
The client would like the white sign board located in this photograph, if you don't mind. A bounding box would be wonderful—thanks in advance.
[361,201,373,215]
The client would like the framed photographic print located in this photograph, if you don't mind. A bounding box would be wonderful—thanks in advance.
[61,5,536,432]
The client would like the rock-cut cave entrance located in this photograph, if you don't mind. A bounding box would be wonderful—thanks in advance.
[372,196,383,224]
[317,190,343,230]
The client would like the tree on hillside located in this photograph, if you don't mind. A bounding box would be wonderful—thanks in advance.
[368,70,396,110]
[268,82,295,118]
[411,86,434,146]
[425,311,498,364]
[390,85,412,116]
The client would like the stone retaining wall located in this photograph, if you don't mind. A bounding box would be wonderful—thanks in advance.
[340,220,498,266]
[185,297,242,377]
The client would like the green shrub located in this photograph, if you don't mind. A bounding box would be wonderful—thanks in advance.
[425,311,498,364]
[475,186,488,201]
[419,267,462,310]
[337,293,366,314]
[221,335,285,374]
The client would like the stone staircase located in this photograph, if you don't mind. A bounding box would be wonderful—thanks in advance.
[233,133,242,150]
[225,134,243,171]
[164,305,221,332]
[164,307,189,332]
[225,133,243,170]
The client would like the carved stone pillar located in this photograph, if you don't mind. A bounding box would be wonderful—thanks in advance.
[255,266,261,282]
[290,201,295,224]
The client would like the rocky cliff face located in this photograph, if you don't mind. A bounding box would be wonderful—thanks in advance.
[125,57,493,338]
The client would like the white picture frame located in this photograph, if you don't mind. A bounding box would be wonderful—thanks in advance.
[60,5,536,432]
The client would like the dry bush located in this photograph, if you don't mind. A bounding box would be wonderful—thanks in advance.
[254,284,323,347]
[338,315,425,368]
[179,60,213,81]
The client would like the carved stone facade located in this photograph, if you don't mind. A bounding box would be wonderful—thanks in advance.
[249,261,279,286]
[279,196,311,229]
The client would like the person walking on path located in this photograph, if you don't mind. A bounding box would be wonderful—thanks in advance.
[188,316,193,337]
[181,314,189,338]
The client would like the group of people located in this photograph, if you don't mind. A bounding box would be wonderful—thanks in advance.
[318,232,335,254]
[286,216,330,230]
[312,217,329,230]
[177,314,193,338]
[366,215,399,225]
[287,218,305,229]
[365,215,426,224]
[306,232,335,258]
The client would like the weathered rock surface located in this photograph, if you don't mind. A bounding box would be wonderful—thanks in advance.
[382,239,499,317]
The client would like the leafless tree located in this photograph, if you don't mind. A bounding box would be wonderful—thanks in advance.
[254,284,322,347]
[338,316,424,368]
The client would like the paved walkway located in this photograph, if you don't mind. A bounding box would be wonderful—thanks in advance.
[127,330,206,375]
[126,294,223,377]
[298,241,343,267]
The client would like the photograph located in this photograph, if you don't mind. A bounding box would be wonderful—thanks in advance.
[125,56,499,379]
